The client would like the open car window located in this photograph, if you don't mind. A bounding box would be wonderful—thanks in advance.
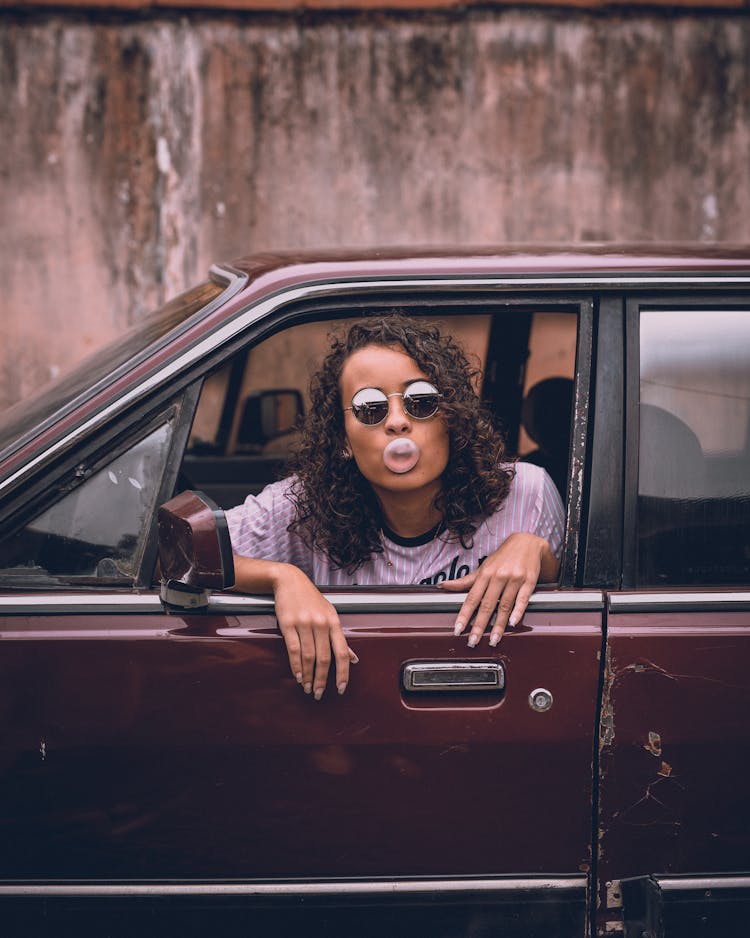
[181,306,578,540]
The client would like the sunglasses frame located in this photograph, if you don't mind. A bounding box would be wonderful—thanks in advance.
[345,380,442,426]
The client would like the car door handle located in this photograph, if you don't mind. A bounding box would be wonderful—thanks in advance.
[402,660,505,693]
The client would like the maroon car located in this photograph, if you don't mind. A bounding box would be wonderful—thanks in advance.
[1,247,749,937]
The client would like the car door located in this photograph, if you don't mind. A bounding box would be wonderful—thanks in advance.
[596,297,750,938]
[0,284,604,937]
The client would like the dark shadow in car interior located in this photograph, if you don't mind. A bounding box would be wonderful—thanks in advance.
[637,404,750,586]
[520,377,574,498]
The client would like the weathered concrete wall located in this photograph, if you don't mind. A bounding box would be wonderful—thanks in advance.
[1,10,749,411]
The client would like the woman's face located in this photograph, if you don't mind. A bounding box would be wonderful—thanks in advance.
[340,344,450,500]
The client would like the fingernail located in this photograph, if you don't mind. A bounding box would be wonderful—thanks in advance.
[337,683,347,695]
[295,672,303,684]
[351,654,360,664]
[314,689,323,701]
[304,683,312,694]
[489,635,499,647]
[453,621,464,636]
[467,635,478,648]
[509,613,519,627]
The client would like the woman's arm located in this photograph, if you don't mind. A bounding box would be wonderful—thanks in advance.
[232,554,357,699]
[439,532,560,647]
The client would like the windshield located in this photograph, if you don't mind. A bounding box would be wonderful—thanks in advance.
[0,278,227,462]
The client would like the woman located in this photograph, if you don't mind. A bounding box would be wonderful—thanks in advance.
[227,313,564,700]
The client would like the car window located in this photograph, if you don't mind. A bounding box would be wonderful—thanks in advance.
[0,420,174,586]
[182,308,577,510]
[638,309,750,585]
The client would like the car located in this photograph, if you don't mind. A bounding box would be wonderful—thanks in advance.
[1,245,749,937]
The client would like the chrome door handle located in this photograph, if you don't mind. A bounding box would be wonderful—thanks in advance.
[402,660,505,693]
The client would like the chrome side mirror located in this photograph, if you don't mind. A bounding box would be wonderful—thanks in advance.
[158,490,235,609]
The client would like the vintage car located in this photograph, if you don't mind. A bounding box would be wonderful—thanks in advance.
[1,246,749,937]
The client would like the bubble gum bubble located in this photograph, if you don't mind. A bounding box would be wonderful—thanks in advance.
[383,438,420,474]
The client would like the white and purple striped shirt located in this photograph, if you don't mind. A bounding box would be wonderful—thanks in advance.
[226,462,564,587]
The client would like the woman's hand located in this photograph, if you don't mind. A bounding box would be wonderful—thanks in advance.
[439,533,559,647]
[271,564,358,699]
[232,555,357,699]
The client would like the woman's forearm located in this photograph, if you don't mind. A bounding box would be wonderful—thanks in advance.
[231,554,293,595]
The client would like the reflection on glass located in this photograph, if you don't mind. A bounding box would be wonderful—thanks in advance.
[638,310,750,585]
[0,421,173,584]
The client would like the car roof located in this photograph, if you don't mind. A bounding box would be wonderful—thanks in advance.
[226,243,750,282]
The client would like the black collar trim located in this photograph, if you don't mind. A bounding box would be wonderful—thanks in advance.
[381,520,445,548]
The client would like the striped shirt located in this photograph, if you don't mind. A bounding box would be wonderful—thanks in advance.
[226,462,564,587]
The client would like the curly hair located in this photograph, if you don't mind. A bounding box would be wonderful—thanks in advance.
[287,312,515,573]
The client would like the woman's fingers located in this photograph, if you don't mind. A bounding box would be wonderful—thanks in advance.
[311,621,333,700]
[279,623,304,686]
[281,619,358,700]
[297,624,318,694]
[273,568,358,699]
[505,580,536,636]
[467,576,509,647]
[441,535,546,647]
[329,628,357,696]
[438,570,477,636]
[313,624,360,699]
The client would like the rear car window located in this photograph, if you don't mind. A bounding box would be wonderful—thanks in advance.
[637,309,750,585]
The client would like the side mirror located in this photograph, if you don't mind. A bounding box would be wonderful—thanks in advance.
[158,490,235,609]
[236,389,303,450]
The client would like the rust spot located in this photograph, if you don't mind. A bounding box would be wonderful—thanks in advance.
[657,760,673,778]
[599,645,615,750]
[644,730,662,756]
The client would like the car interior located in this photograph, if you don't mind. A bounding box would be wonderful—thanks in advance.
[181,306,579,511]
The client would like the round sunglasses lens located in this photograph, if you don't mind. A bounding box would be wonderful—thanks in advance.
[403,381,440,419]
[351,388,389,425]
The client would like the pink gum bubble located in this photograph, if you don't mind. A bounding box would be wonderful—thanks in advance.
[383,438,420,474]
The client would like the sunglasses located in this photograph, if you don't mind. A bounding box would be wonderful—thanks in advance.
[345,380,442,426]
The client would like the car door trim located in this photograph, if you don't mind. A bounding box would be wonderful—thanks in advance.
[0,589,604,618]
[656,875,750,892]
[609,592,750,613]
[0,875,586,898]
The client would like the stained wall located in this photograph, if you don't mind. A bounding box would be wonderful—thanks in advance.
[1,9,749,410]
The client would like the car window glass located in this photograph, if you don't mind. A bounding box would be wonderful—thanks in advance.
[638,309,750,585]
[0,420,174,585]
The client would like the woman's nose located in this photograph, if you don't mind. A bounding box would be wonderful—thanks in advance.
[383,394,410,432]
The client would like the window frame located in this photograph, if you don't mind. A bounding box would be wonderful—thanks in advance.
[177,288,595,590]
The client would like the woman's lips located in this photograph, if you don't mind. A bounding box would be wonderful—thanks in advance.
[383,438,420,474]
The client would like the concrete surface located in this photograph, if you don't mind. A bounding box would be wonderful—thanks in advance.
[1,9,749,411]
